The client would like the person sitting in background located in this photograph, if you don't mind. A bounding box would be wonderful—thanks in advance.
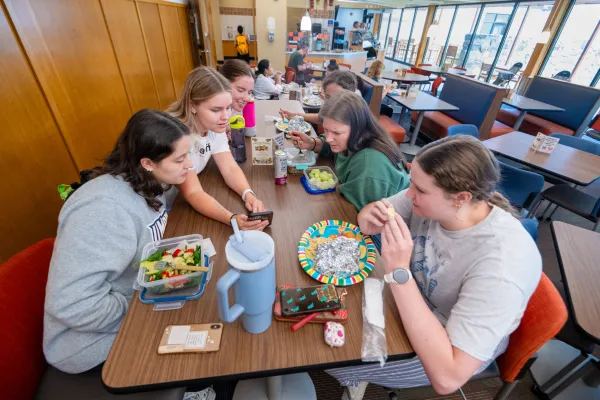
[366,60,393,118]
[327,135,542,400]
[253,59,283,100]
[326,59,340,73]
[279,71,358,125]
[290,91,410,211]
[287,44,313,86]
[168,66,268,231]
[44,109,194,374]
[235,25,250,63]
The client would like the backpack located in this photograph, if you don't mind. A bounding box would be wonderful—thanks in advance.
[236,34,249,55]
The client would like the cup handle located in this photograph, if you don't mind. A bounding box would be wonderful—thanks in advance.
[216,269,245,323]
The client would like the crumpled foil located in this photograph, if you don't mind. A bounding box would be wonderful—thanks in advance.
[288,116,306,131]
[315,237,360,278]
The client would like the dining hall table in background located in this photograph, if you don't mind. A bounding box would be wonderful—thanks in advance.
[501,95,564,131]
[102,99,414,393]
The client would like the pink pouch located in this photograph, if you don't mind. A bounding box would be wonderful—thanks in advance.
[324,322,345,347]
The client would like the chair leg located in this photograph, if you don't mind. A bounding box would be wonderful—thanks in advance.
[545,204,561,221]
[494,381,518,400]
[526,197,545,219]
[547,359,597,399]
[540,202,554,220]
[539,352,589,393]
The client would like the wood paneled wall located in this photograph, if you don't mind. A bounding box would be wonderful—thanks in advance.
[0,0,195,261]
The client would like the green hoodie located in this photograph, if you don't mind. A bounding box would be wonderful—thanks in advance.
[320,138,410,211]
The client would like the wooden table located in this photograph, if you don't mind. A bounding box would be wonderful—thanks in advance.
[380,71,431,85]
[307,65,350,73]
[484,131,600,186]
[387,91,459,156]
[102,100,414,393]
[502,95,564,130]
[551,222,600,343]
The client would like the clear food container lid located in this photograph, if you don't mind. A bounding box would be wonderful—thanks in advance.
[285,147,316,169]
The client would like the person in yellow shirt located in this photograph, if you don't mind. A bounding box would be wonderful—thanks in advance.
[235,25,250,63]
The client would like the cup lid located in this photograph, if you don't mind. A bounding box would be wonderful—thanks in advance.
[226,231,274,271]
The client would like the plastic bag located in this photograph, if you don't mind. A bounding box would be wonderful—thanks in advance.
[361,278,388,367]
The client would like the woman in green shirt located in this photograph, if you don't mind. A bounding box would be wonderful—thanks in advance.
[290,91,410,211]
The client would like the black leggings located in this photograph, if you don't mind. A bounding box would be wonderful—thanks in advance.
[380,104,394,118]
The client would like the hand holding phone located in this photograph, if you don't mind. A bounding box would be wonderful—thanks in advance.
[247,210,273,226]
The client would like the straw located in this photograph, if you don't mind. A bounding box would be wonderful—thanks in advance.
[231,217,243,244]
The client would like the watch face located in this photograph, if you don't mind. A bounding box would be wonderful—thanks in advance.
[392,269,410,284]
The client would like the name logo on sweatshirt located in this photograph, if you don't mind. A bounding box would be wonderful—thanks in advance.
[148,209,168,242]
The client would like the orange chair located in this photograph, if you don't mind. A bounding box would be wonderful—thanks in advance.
[418,63,432,67]
[453,67,467,71]
[284,66,296,84]
[338,63,352,69]
[379,115,406,144]
[485,273,568,399]
[431,76,444,97]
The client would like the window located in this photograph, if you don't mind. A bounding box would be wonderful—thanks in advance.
[395,9,415,61]
[541,0,600,86]
[385,10,402,58]
[423,6,456,65]
[464,4,515,78]
[408,8,428,64]
[378,12,391,48]
[494,2,553,78]
[447,5,482,68]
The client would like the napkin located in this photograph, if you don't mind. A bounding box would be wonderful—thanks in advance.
[265,115,281,122]
[229,232,271,263]
[364,278,385,329]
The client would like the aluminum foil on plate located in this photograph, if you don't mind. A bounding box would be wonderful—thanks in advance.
[288,116,307,131]
[315,237,360,279]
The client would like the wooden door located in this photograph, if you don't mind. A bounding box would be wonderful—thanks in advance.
[189,0,216,67]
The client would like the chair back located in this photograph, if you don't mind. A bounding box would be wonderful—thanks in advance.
[0,239,55,400]
[431,76,444,97]
[339,63,352,69]
[552,70,571,81]
[356,73,384,117]
[413,67,431,77]
[496,273,567,382]
[498,161,544,209]
[591,114,600,132]
[520,218,539,241]
[284,67,296,84]
[447,124,479,138]
[509,62,523,74]
[550,133,600,155]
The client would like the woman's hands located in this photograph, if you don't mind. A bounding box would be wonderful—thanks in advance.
[290,130,314,150]
[381,212,413,274]
[357,199,391,235]
[233,214,268,231]
[244,192,265,213]
[279,109,298,120]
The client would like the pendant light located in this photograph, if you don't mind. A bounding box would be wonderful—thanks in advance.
[300,0,311,31]
[427,21,439,39]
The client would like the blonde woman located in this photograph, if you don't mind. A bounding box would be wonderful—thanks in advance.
[167,66,268,231]
[366,60,393,118]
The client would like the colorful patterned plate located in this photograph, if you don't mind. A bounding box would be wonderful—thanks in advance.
[276,120,311,133]
[298,220,377,286]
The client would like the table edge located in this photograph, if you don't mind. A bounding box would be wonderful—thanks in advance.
[102,351,417,394]
[486,148,591,186]
[550,222,600,345]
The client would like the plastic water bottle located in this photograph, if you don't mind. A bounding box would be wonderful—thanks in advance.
[242,100,256,137]
[229,115,246,163]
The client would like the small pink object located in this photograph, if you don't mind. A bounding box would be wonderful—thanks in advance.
[242,100,256,128]
[324,322,345,347]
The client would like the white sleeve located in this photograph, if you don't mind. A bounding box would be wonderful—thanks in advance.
[386,189,413,223]
[263,77,282,95]
[210,131,231,154]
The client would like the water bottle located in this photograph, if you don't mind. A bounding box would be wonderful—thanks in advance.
[230,115,246,163]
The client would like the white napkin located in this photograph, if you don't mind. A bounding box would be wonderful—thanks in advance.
[364,278,385,329]
[265,115,281,122]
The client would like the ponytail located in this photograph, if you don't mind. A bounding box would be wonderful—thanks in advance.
[488,191,519,218]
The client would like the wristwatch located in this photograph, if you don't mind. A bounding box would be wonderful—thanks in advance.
[241,189,257,202]
[384,268,413,285]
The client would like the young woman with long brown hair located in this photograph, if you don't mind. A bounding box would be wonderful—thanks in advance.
[167,66,267,231]
[44,109,194,374]
[328,135,542,399]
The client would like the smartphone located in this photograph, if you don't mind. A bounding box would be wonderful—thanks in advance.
[158,323,223,354]
[247,210,273,226]
[281,284,341,316]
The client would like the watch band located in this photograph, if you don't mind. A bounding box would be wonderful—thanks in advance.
[384,268,413,284]
[241,189,257,202]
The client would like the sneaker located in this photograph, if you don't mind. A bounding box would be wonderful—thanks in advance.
[183,387,216,400]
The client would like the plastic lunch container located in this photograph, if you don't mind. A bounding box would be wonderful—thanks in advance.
[285,147,316,175]
[303,166,339,192]
[137,234,205,295]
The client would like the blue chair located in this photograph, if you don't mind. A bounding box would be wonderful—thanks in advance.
[549,133,600,155]
[447,124,479,138]
[520,218,539,241]
[497,161,544,211]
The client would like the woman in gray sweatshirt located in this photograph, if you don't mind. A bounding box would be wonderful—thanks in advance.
[43,109,194,374]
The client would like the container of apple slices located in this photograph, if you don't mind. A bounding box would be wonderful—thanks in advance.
[137,234,208,295]
[302,166,339,194]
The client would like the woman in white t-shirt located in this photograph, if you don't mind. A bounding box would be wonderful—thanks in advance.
[327,135,542,398]
[253,59,283,100]
[167,66,268,231]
